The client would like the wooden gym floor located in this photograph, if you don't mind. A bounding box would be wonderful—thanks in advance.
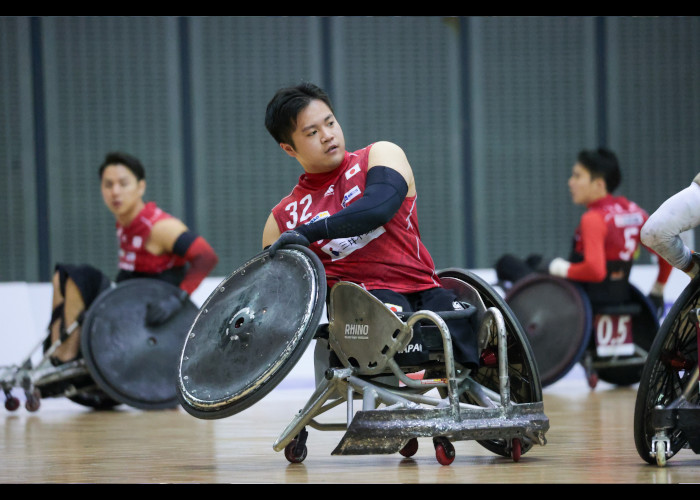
[2,368,700,485]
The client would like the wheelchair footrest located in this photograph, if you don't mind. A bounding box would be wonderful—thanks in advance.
[331,402,549,455]
[678,408,700,454]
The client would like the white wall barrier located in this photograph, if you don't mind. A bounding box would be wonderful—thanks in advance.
[0,265,692,391]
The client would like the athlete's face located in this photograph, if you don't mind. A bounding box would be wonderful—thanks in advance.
[568,163,605,206]
[281,99,346,174]
[100,164,146,222]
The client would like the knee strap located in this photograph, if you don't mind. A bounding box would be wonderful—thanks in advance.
[59,310,86,342]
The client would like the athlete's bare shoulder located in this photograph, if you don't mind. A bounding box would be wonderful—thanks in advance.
[368,141,415,196]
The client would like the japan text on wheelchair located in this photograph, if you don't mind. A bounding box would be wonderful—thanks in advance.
[502,271,659,389]
[634,271,700,467]
[177,246,549,465]
[1,279,197,412]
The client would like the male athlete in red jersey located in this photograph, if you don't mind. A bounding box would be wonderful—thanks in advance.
[262,82,479,369]
[48,152,218,364]
[496,148,672,314]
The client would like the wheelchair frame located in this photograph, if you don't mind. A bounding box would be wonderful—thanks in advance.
[1,316,115,412]
[2,279,196,412]
[633,274,700,467]
[273,269,549,465]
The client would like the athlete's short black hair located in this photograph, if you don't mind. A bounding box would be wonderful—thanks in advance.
[265,82,335,147]
[99,152,145,181]
[577,147,621,193]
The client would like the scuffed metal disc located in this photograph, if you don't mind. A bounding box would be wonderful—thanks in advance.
[177,246,326,420]
[81,278,198,409]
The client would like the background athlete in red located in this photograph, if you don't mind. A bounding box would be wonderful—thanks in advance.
[48,152,218,364]
[496,148,672,315]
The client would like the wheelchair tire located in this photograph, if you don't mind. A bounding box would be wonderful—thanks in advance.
[633,275,700,465]
[592,285,659,386]
[81,278,199,410]
[504,274,592,387]
[438,268,543,458]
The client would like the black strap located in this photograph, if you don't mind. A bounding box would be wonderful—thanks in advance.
[173,230,199,257]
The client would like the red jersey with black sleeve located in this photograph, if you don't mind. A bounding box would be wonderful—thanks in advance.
[115,202,218,295]
[567,194,672,285]
[116,202,188,275]
[270,144,440,292]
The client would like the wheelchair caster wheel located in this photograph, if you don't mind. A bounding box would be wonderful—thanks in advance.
[284,439,307,464]
[5,396,20,412]
[399,438,419,458]
[433,437,455,465]
[25,389,40,412]
[655,441,667,467]
[511,438,522,462]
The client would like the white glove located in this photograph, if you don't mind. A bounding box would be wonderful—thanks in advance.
[548,257,571,278]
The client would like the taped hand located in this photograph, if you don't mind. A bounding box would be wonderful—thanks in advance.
[267,229,311,257]
[146,289,188,326]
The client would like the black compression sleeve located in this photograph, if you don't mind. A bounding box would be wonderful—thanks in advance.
[296,166,408,242]
[172,231,198,257]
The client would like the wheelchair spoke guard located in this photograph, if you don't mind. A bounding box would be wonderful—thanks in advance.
[81,279,199,410]
[177,246,326,420]
[504,274,592,387]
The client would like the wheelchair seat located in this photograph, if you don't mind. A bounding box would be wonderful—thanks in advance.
[327,281,414,375]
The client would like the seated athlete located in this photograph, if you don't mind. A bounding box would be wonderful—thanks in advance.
[640,173,700,281]
[495,148,672,315]
[261,82,479,370]
[48,152,219,364]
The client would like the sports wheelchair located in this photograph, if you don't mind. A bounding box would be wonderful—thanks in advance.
[1,279,197,412]
[177,246,549,465]
[634,273,700,466]
[503,274,659,389]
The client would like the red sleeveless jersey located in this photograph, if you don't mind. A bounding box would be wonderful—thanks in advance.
[116,202,187,274]
[271,145,439,292]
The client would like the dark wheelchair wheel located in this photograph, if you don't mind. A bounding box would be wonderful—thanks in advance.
[81,279,200,410]
[177,246,326,420]
[633,275,700,465]
[504,274,592,388]
[592,285,659,386]
[438,268,543,458]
